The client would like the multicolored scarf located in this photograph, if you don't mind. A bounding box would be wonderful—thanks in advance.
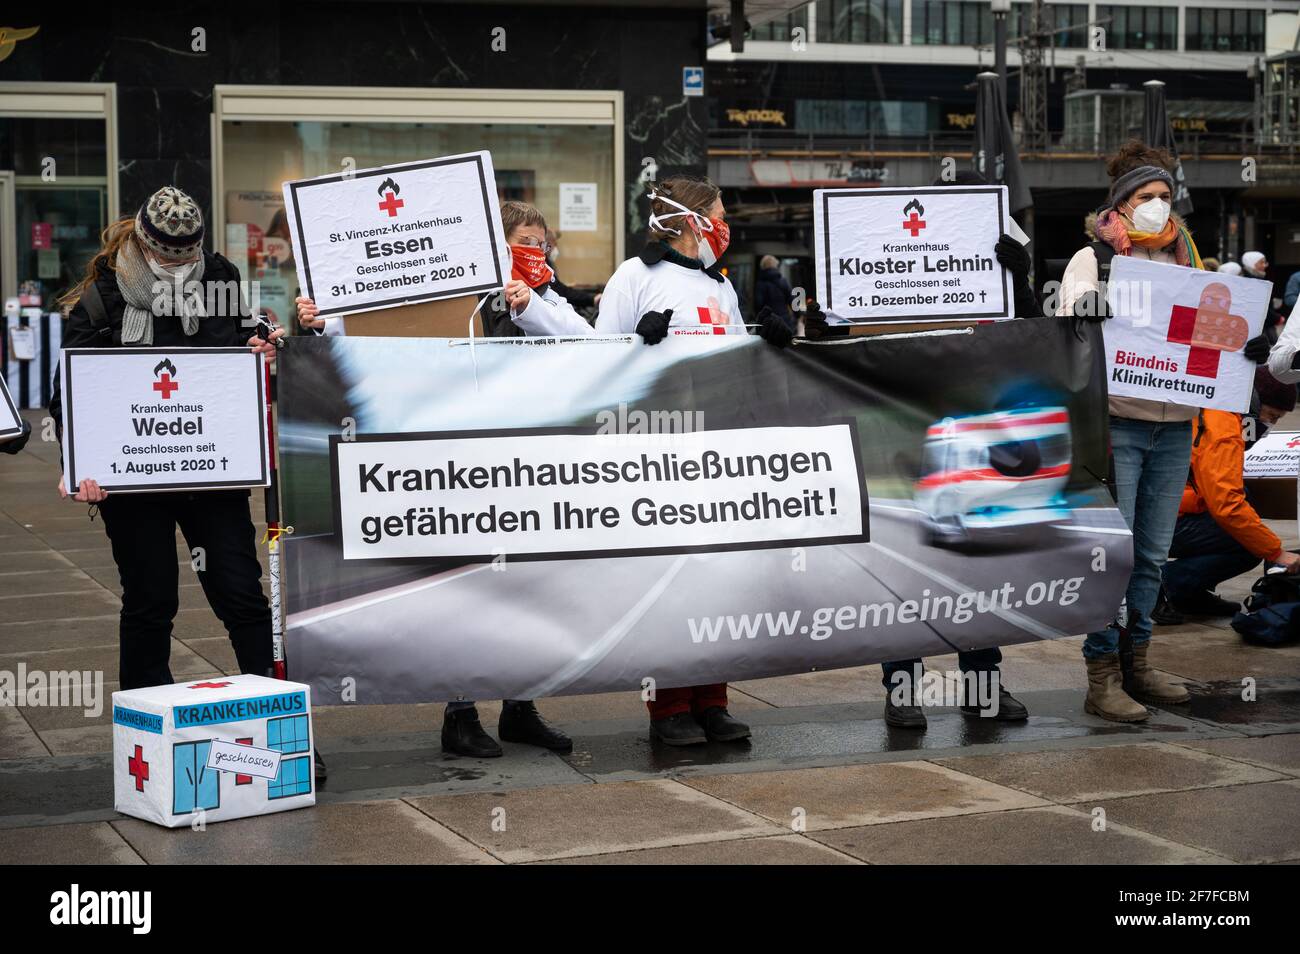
[1094,208,1203,269]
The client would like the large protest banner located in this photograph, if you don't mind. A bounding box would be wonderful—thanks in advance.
[282,152,508,318]
[813,185,1014,322]
[278,320,1131,704]
[61,348,269,493]
[1104,257,1269,414]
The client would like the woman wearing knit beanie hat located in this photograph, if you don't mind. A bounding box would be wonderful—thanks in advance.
[1056,140,1272,723]
[48,185,288,702]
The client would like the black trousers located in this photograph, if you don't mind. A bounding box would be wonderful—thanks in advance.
[99,489,273,690]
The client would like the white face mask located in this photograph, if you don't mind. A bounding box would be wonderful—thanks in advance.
[147,256,198,283]
[1127,197,1171,233]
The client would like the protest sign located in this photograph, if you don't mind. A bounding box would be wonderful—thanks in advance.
[1245,430,1300,479]
[278,321,1131,704]
[0,371,22,443]
[813,185,1014,322]
[333,423,867,562]
[1104,256,1268,413]
[282,151,508,318]
[60,347,269,493]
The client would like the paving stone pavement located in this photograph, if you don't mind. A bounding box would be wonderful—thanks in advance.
[3,408,1299,864]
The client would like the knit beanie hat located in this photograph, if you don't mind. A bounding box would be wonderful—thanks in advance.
[135,186,204,262]
[1106,165,1175,210]
[1255,366,1297,413]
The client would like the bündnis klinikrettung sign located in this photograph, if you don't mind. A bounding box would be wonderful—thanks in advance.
[277,320,1132,705]
[1103,256,1269,414]
[813,185,1014,322]
[282,151,508,319]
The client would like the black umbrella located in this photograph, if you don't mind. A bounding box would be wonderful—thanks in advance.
[1143,79,1193,216]
[973,72,1031,214]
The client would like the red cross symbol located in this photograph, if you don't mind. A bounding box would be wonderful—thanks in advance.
[188,681,232,689]
[902,212,926,237]
[377,190,404,217]
[152,373,179,399]
[695,306,728,335]
[128,745,149,792]
[1287,437,1300,448]
[235,737,254,785]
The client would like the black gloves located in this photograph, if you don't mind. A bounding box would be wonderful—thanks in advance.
[802,300,830,340]
[994,234,1030,279]
[1072,290,1110,323]
[635,308,672,345]
[1,419,31,456]
[756,306,795,349]
[1244,334,1271,364]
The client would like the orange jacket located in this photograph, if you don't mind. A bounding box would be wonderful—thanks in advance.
[1180,410,1284,560]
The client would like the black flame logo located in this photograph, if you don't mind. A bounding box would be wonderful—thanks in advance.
[153,358,177,378]
[377,177,400,197]
[903,198,925,217]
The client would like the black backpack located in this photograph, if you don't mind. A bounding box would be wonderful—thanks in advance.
[1231,571,1300,646]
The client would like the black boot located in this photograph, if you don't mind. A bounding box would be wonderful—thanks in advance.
[313,749,327,783]
[961,686,1029,721]
[884,696,928,730]
[440,705,503,758]
[697,706,751,742]
[1151,586,1185,626]
[498,700,572,753]
[649,711,707,746]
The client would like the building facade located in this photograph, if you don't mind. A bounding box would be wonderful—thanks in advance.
[0,2,709,319]
[708,0,1300,307]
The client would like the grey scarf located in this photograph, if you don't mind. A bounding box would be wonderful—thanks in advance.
[116,239,206,345]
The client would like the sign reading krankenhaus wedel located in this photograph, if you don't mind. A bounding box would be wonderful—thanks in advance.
[282,151,509,318]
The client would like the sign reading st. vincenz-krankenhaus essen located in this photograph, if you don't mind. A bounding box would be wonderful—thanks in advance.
[813,185,1014,322]
[60,348,270,494]
[282,151,509,318]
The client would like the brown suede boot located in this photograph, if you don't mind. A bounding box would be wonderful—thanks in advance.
[1127,641,1190,704]
[1084,655,1150,722]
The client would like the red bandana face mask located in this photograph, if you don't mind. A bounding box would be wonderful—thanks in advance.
[702,218,730,260]
[510,244,554,288]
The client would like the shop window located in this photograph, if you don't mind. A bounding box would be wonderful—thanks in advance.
[216,90,620,329]
[0,110,112,308]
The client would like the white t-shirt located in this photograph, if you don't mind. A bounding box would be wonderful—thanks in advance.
[595,256,743,336]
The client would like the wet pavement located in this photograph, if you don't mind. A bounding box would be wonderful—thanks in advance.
[3,408,1300,863]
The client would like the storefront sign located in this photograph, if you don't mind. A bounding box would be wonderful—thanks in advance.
[813,185,1014,321]
[60,347,270,493]
[1104,257,1268,414]
[282,151,508,319]
[30,222,51,250]
[752,159,890,188]
[559,183,597,232]
[1244,430,1300,478]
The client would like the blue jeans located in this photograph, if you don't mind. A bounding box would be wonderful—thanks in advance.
[1162,510,1262,603]
[1083,417,1193,659]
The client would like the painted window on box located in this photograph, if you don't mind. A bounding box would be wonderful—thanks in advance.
[268,755,311,799]
[267,714,310,754]
[173,740,220,814]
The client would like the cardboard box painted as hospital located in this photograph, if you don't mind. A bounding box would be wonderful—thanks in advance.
[112,674,315,827]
